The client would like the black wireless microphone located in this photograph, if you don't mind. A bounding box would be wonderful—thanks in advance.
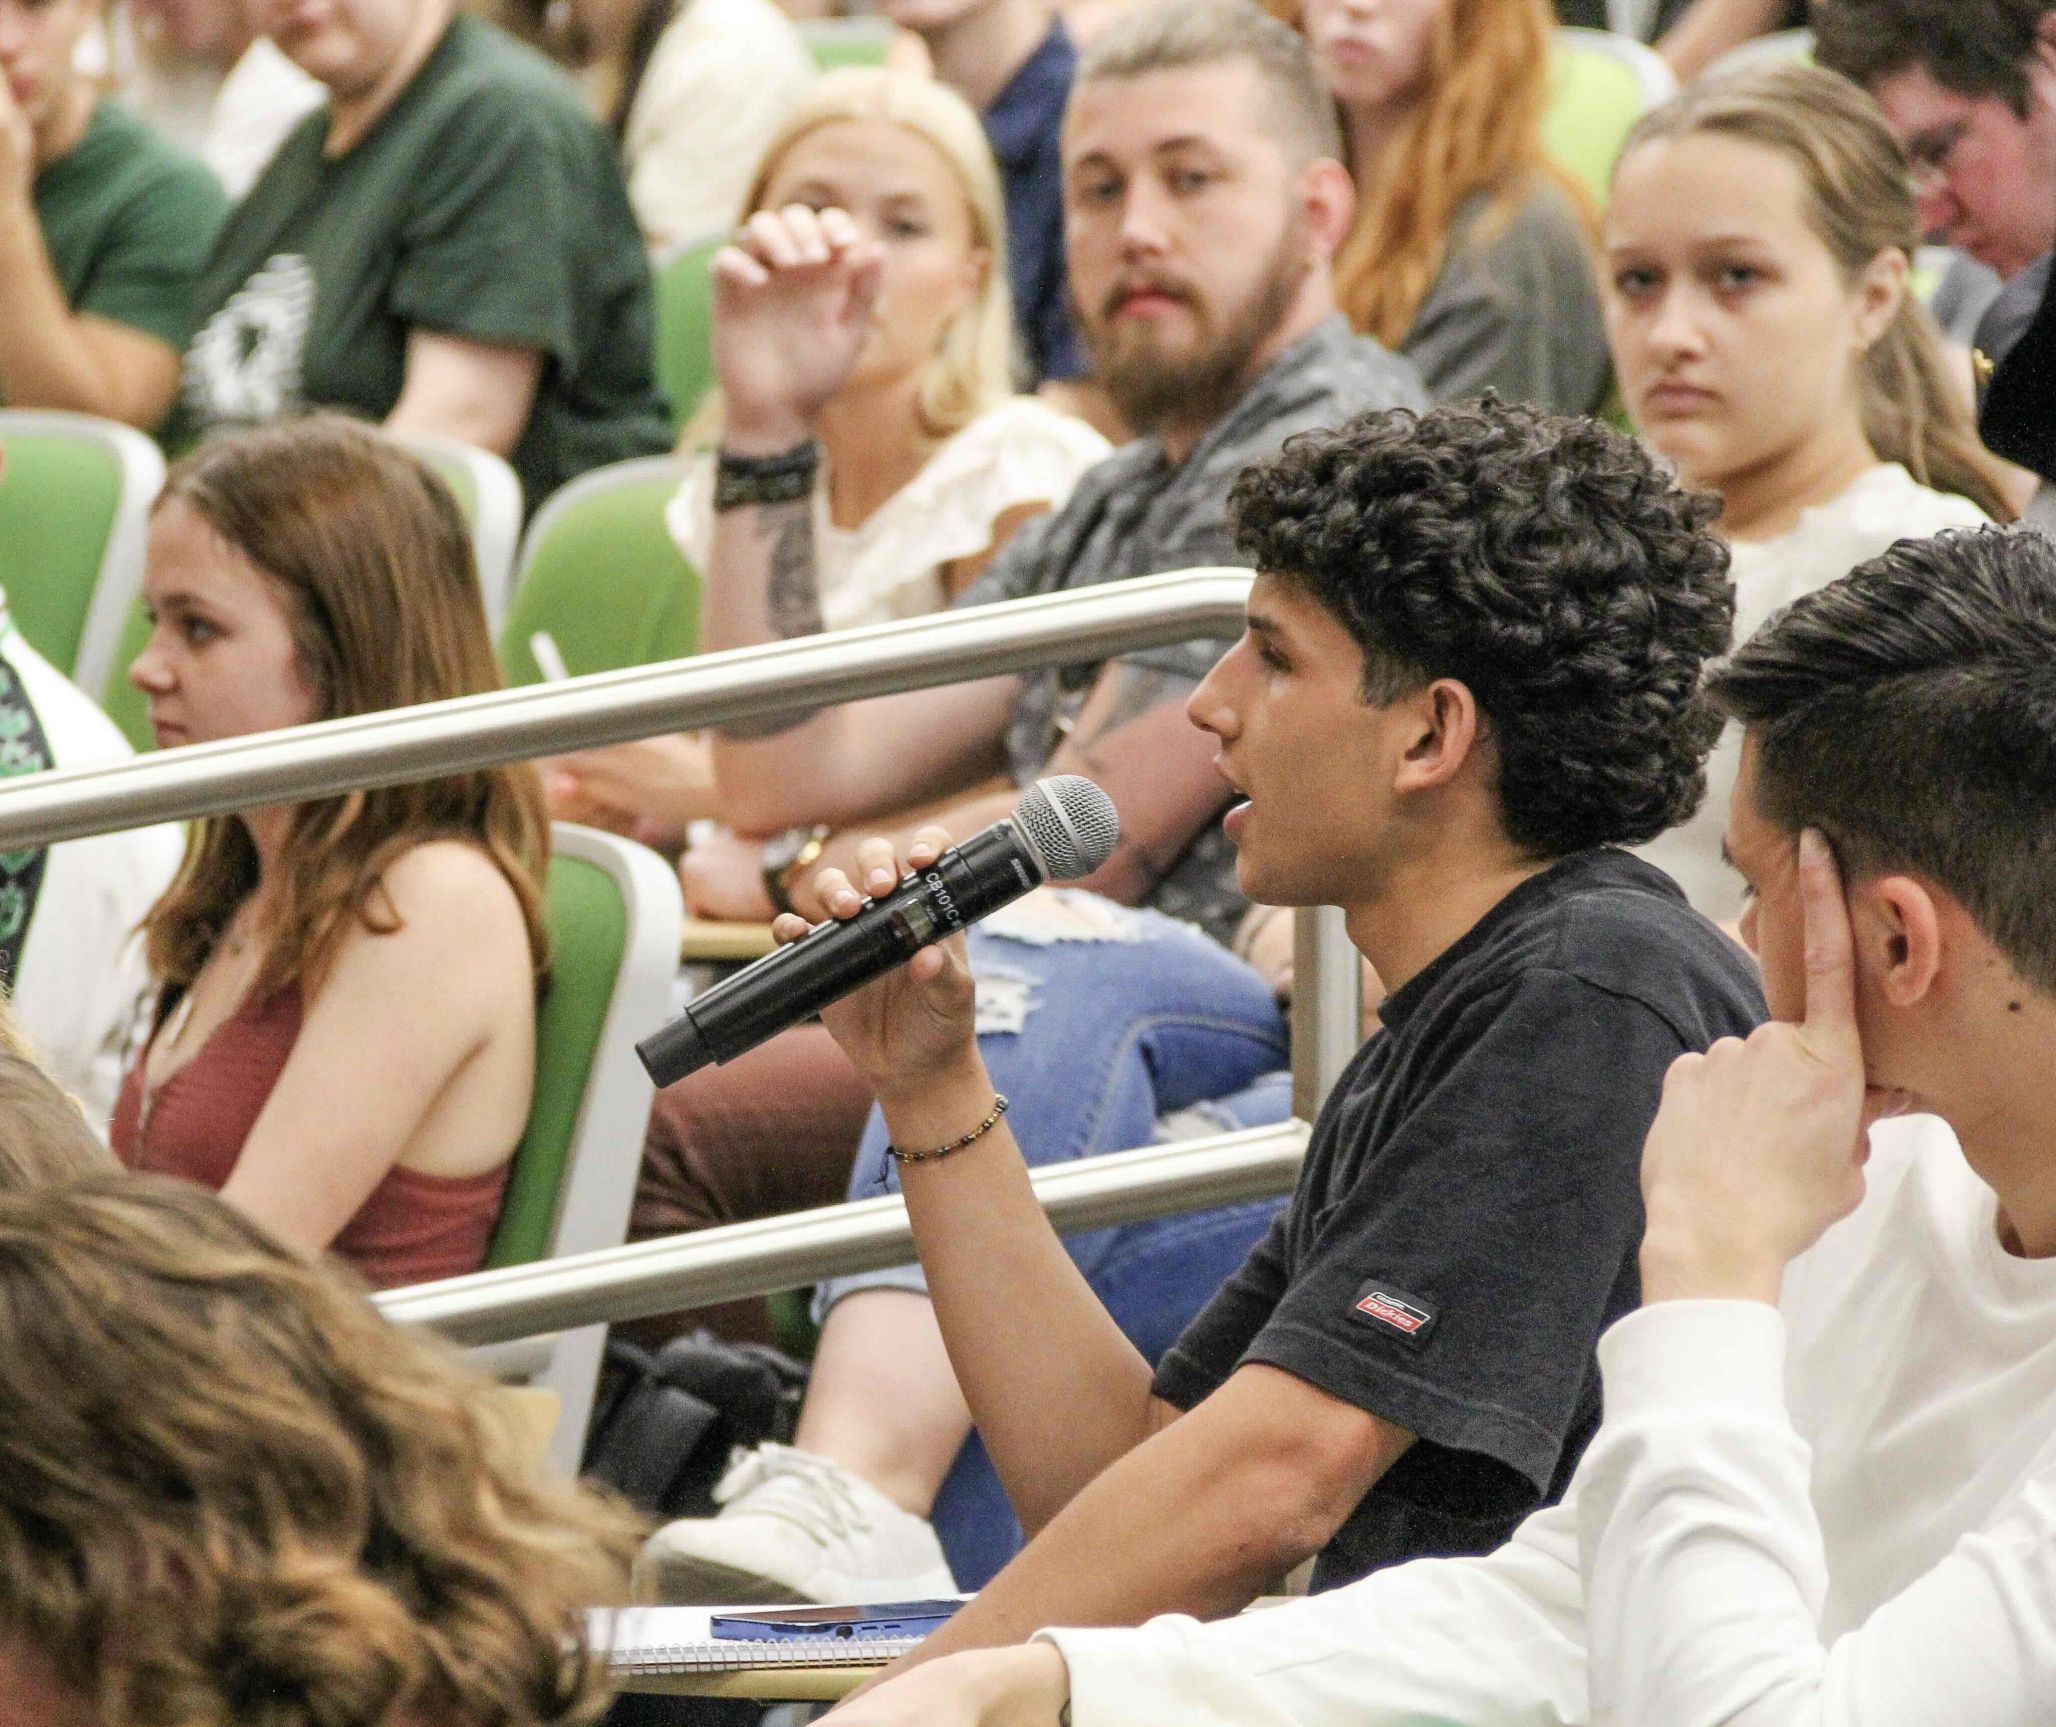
[636,775,1120,1087]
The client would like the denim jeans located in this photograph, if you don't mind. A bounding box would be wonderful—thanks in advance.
[810,889,1295,1586]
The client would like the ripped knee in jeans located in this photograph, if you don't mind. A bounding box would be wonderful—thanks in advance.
[972,890,1147,1037]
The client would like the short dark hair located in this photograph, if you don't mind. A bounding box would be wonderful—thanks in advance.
[1074,0,1343,164]
[1227,399,1734,858]
[1813,0,2052,112]
[1708,526,2056,996]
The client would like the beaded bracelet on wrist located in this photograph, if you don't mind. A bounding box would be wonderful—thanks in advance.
[885,1093,1010,1165]
[712,439,820,510]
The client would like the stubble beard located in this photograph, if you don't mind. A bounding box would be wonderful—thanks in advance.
[1083,217,1313,439]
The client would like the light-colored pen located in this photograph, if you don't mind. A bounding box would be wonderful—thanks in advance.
[529,630,570,682]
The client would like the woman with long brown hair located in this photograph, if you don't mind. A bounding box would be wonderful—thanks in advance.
[1276,0,1610,412]
[112,415,553,1289]
[1607,63,2014,918]
[0,1174,640,1727]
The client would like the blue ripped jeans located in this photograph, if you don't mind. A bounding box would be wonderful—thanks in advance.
[810,890,1294,1587]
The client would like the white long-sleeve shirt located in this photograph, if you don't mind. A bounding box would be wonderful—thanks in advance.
[1044,1114,2056,1727]
[1,612,183,1130]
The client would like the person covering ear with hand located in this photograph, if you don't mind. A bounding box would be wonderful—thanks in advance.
[1636,829,1873,1307]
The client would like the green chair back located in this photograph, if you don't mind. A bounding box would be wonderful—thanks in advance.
[653,236,723,438]
[1542,28,1678,209]
[0,411,162,686]
[798,17,893,70]
[397,434,525,628]
[101,435,526,751]
[499,457,701,684]
[486,847,628,1268]
[101,603,156,751]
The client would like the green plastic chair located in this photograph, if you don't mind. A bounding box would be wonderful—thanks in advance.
[0,410,164,692]
[653,233,724,438]
[798,16,894,70]
[99,432,532,752]
[397,434,525,629]
[98,602,156,754]
[1542,27,1679,209]
[466,822,684,1475]
[499,455,702,685]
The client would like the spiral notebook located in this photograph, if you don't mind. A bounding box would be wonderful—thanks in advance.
[590,1606,930,1675]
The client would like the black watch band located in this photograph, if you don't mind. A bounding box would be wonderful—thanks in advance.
[760,824,832,917]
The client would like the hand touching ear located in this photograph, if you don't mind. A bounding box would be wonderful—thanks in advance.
[1638,830,1872,1305]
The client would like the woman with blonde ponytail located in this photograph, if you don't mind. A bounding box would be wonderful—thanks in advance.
[1603,61,2013,921]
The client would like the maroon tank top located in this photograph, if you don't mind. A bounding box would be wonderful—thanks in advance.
[111,985,510,1289]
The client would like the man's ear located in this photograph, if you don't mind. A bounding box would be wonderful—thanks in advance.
[1850,872,1943,1009]
[1300,157,1357,266]
[1390,678,1481,795]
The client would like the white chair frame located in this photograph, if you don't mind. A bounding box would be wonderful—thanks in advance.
[0,409,165,696]
[1557,24,1680,111]
[397,433,525,632]
[471,822,684,1476]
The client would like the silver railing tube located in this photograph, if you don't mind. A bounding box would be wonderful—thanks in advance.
[0,570,1255,849]
[0,565,1360,1113]
[1292,904,1360,1118]
[377,1123,1309,1344]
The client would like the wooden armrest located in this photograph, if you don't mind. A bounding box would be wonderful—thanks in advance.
[680,917,778,962]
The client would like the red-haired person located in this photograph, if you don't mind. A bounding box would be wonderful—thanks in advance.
[1280,0,1611,412]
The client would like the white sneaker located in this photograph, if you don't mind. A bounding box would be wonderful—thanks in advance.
[636,1442,959,1605]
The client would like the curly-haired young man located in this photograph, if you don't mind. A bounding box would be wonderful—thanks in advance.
[769,399,1767,1685]
[835,522,2056,1727]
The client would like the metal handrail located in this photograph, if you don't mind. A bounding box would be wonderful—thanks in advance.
[377,1123,1308,1344]
[0,570,1254,848]
[0,565,1363,1114]
[0,569,1364,1346]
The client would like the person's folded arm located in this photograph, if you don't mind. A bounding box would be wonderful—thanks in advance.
[0,207,182,428]
[870,1360,1413,1684]
[1655,0,1792,81]
[698,440,1022,832]
[701,480,1030,833]
[386,329,544,457]
[1578,1299,2056,1727]
[1037,657,1232,904]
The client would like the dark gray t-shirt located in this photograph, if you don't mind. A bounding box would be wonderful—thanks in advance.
[1404,180,1610,417]
[954,314,1426,941]
[1156,849,1766,1587]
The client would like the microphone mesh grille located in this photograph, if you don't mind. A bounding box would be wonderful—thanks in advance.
[1015,775,1121,880]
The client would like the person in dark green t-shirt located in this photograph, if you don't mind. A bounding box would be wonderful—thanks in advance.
[0,0,226,430]
[178,0,672,509]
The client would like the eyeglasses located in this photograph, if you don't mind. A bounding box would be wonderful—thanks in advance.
[1905,117,1973,190]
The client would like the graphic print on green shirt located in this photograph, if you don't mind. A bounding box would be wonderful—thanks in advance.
[178,13,671,507]
[29,100,227,359]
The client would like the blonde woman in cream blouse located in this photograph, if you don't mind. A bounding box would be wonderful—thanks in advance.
[547,67,1106,853]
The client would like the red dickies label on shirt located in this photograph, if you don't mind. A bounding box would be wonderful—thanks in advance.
[1351,1281,1437,1345]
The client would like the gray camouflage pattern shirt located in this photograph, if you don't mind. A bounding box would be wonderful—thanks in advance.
[954,314,1426,943]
